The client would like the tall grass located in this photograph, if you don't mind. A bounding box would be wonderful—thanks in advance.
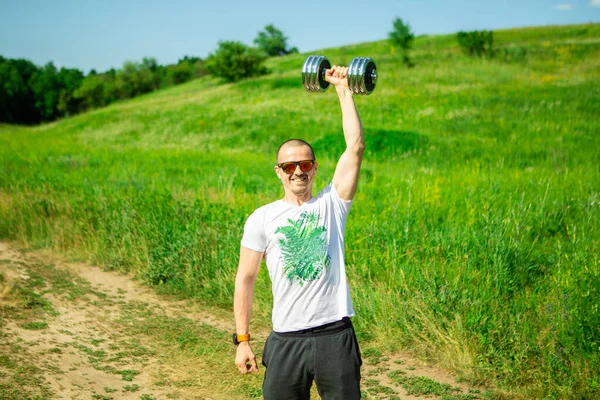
[1,23,599,398]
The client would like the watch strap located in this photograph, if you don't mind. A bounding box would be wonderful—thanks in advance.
[237,333,250,342]
[233,333,251,345]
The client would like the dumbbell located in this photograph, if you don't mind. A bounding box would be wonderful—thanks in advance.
[302,55,378,95]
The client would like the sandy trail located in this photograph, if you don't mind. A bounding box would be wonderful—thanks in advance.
[0,242,242,399]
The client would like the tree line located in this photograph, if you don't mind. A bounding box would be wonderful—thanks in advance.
[0,24,296,125]
[0,55,205,125]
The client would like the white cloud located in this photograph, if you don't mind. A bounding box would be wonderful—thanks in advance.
[555,3,574,10]
[591,0,600,7]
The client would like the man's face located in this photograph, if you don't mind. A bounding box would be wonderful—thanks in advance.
[275,144,317,197]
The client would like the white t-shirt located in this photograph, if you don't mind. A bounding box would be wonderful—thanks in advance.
[241,183,355,332]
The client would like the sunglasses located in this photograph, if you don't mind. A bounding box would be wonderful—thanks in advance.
[276,160,315,174]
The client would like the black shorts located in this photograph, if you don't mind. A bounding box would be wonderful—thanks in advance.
[262,318,362,400]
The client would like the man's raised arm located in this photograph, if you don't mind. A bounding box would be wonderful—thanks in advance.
[327,66,365,201]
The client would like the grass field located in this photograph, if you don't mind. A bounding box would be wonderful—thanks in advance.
[1,23,599,399]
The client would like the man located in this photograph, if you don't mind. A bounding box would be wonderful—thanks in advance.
[234,64,365,400]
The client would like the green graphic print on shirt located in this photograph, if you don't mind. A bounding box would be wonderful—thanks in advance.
[275,211,331,286]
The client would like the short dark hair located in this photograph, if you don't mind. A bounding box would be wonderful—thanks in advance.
[276,139,315,162]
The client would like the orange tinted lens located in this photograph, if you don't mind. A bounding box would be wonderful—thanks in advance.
[281,162,297,174]
[299,161,314,172]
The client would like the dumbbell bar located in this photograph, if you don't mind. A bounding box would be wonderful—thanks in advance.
[302,55,378,95]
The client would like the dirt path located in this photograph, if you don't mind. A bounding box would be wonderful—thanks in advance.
[0,242,492,399]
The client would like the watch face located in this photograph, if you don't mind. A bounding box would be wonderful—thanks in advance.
[232,333,238,345]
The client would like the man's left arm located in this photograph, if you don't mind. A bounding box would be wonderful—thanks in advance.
[327,66,365,201]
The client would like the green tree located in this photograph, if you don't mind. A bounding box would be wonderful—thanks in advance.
[30,62,59,121]
[178,56,206,79]
[169,61,193,84]
[30,62,85,121]
[142,56,162,89]
[142,56,158,72]
[0,57,40,123]
[389,17,415,67]
[254,24,298,57]
[73,74,108,110]
[1,56,84,123]
[56,67,85,117]
[115,61,156,99]
[164,57,206,85]
[205,41,268,82]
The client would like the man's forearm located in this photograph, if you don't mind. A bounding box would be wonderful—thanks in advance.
[234,277,254,334]
[234,247,262,335]
[336,86,364,153]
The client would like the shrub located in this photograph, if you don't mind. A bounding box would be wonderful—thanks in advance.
[456,30,495,58]
[205,41,268,82]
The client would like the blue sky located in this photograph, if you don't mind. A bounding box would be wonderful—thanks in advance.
[1,0,599,73]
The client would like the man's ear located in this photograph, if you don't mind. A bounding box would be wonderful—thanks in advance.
[274,166,281,180]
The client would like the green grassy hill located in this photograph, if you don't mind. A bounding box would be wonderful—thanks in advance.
[1,23,599,399]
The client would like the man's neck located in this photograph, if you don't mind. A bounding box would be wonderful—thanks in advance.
[282,192,313,206]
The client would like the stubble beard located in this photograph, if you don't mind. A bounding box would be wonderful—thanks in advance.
[289,175,311,197]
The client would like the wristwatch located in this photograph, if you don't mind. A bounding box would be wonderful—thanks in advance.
[232,333,251,345]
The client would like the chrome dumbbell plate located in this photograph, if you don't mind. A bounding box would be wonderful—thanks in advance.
[348,57,377,95]
[302,55,331,92]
